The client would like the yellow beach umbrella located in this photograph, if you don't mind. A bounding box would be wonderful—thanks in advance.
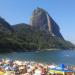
[0,71,5,75]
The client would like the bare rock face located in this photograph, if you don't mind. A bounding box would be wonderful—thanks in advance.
[30,8,63,39]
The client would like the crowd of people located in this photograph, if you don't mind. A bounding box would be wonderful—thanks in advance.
[0,59,48,75]
[0,59,75,75]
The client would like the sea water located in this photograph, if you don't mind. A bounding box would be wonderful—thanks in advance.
[0,50,75,65]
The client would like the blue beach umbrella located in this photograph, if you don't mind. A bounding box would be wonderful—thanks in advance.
[60,64,65,69]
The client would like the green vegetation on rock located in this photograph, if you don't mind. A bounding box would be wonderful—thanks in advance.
[0,8,75,52]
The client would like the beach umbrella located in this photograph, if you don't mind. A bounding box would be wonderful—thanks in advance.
[48,65,56,69]
[60,64,65,69]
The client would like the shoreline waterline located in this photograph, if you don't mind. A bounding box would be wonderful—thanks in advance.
[0,50,75,65]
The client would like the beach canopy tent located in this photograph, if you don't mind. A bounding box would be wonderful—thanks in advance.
[48,64,75,75]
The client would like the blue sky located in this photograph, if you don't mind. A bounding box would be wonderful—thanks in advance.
[0,0,75,44]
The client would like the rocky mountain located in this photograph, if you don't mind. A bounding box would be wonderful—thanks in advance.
[0,8,75,52]
[30,8,63,39]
